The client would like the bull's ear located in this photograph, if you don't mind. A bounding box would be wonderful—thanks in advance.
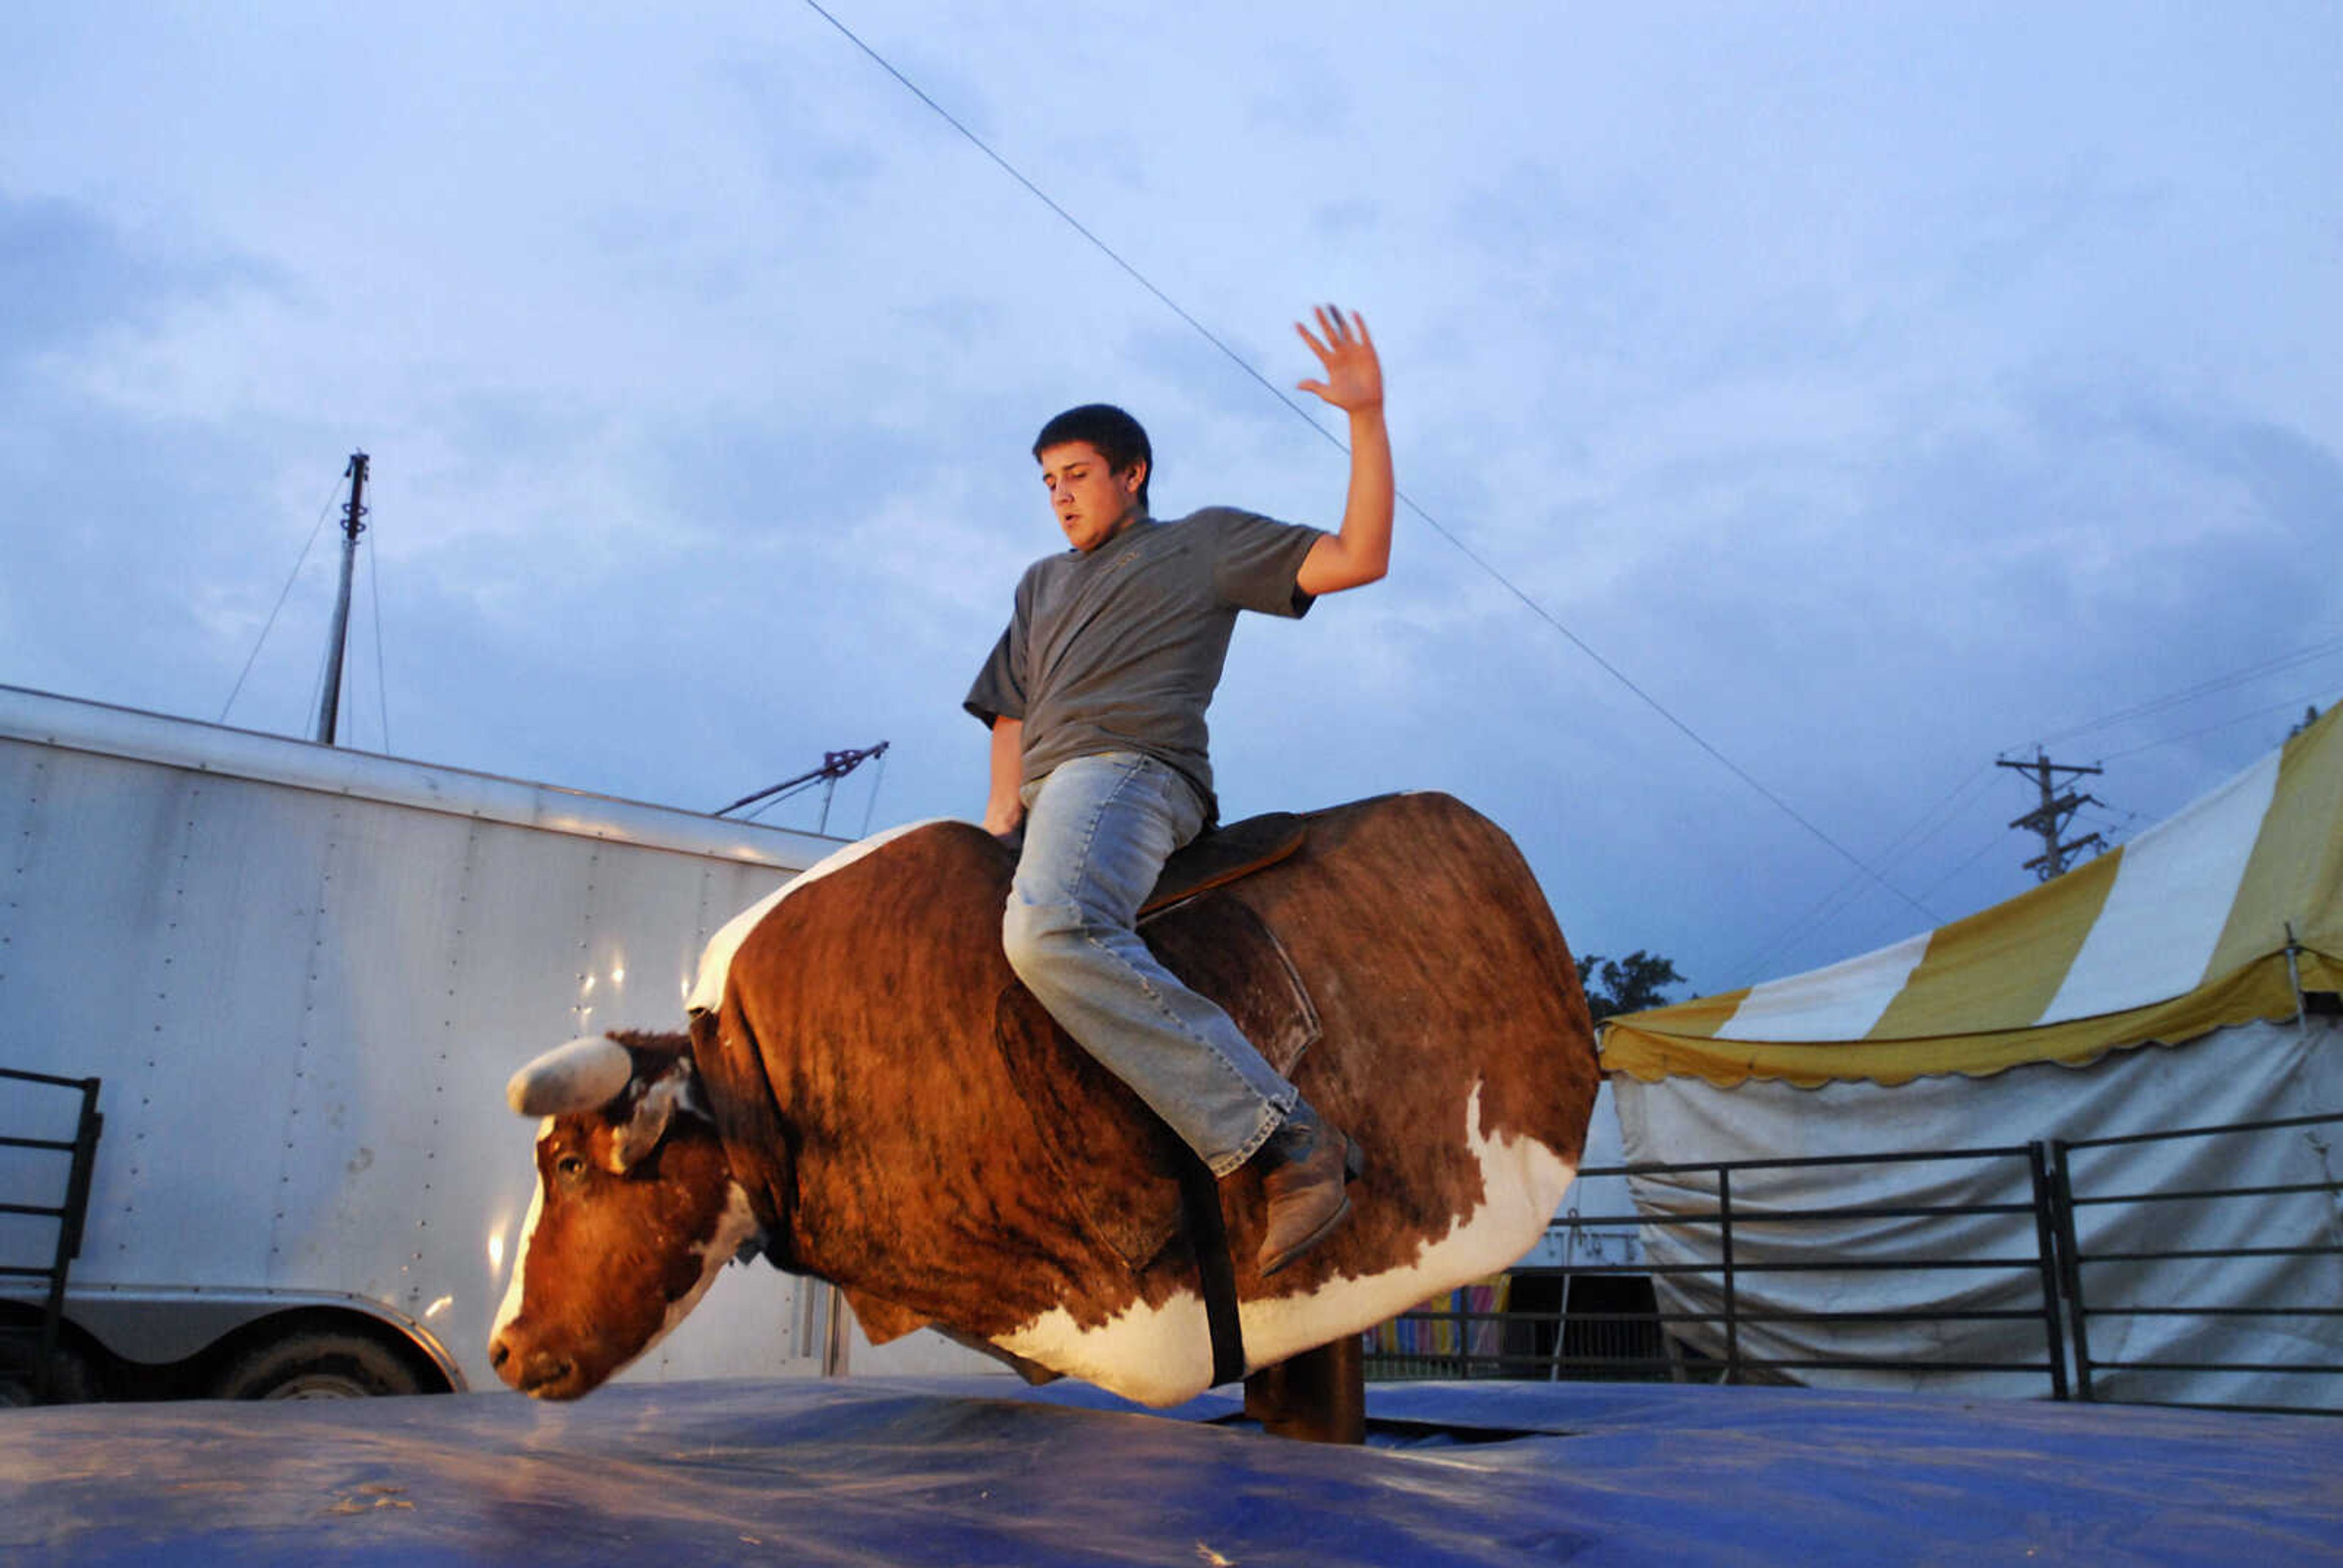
[606,1062,699,1173]
[508,1036,634,1116]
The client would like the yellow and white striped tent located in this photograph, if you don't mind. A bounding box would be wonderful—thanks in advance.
[1599,703,2341,1406]
[1603,702,2341,1088]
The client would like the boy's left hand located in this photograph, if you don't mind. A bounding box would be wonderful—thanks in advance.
[1296,306,1383,415]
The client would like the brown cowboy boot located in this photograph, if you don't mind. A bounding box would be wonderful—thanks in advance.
[1256,1102,1362,1276]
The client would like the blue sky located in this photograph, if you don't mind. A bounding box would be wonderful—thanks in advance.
[4,2,2338,999]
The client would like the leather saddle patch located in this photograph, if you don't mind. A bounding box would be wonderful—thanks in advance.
[1139,811,1305,918]
[994,891,1322,1273]
[1139,894,1322,1081]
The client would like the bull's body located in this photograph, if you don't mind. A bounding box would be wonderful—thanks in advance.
[494,792,1599,1407]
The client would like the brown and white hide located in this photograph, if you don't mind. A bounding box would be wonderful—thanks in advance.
[691,791,1599,1406]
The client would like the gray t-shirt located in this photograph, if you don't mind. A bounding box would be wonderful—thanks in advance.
[964,507,1323,823]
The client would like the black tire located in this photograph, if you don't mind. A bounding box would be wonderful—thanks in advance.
[211,1327,427,1400]
[0,1328,106,1405]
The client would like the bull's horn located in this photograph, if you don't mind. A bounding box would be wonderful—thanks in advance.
[507,1035,635,1117]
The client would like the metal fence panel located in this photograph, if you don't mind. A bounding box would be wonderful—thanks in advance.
[1367,1112,2340,1418]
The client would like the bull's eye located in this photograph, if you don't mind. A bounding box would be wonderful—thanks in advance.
[555,1153,590,1182]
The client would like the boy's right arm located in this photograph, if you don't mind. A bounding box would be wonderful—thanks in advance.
[984,716,1026,838]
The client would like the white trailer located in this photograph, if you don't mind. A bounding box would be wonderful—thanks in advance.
[0,683,857,1400]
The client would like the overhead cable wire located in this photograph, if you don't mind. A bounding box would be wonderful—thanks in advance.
[1912,825,2022,905]
[220,473,344,724]
[366,512,392,753]
[1730,761,1997,984]
[801,0,1938,927]
[1834,823,2022,967]
[859,744,889,838]
[306,608,334,740]
[797,0,1334,444]
[2076,800,2140,836]
[2032,634,2343,749]
[740,775,823,824]
[2096,689,2338,763]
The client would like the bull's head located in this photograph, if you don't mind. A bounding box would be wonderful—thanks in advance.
[489,1031,761,1399]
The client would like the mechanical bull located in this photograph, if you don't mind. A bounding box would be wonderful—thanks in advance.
[490,791,1599,1406]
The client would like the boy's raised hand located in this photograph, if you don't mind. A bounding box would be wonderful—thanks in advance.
[1295,306,1383,415]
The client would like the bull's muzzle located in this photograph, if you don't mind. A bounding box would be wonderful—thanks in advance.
[489,1329,583,1400]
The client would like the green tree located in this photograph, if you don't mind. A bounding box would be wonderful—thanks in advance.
[1574,950,1688,1023]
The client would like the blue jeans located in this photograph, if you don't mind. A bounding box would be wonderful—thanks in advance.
[1003,752,1297,1176]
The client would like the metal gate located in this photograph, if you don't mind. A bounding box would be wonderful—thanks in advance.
[1367,1110,2343,1417]
[2051,1110,2343,1416]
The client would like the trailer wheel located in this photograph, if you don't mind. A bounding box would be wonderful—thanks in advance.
[0,1340,105,1406]
[212,1328,427,1400]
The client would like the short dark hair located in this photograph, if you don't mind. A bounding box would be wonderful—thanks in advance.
[1033,404,1151,509]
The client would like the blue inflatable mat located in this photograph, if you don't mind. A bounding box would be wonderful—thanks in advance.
[3,1377,2336,1564]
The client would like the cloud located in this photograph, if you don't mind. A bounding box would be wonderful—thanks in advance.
[0,193,281,370]
[4,4,2337,1001]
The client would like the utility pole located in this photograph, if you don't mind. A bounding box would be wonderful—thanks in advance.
[1999,750,2104,881]
[313,451,370,746]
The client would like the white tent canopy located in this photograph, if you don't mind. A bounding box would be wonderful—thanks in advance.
[1605,706,2340,1088]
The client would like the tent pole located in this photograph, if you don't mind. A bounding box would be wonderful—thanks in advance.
[2284,921,2307,1028]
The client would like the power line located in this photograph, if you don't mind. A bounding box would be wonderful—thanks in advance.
[1911,824,2018,905]
[2097,689,2339,762]
[801,0,1936,926]
[1729,761,1999,982]
[1828,822,2015,971]
[2034,634,2343,749]
[797,1,1333,444]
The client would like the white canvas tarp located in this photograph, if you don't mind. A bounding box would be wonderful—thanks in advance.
[1617,1015,2343,1405]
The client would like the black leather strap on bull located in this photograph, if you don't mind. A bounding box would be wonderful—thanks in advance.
[688,1009,800,1269]
[1175,1153,1248,1389]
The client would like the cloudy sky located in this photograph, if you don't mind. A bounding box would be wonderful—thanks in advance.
[5,2,2337,999]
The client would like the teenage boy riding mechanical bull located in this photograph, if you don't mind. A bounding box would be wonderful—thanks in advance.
[965,305,1393,1278]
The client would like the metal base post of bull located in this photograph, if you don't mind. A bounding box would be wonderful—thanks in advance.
[1243,1337,1366,1444]
[1176,1145,1366,1444]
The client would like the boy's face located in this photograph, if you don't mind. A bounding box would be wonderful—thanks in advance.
[1037,440,1145,553]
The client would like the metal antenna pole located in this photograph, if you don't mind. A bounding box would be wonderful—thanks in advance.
[716,742,891,822]
[314,451,370,746]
